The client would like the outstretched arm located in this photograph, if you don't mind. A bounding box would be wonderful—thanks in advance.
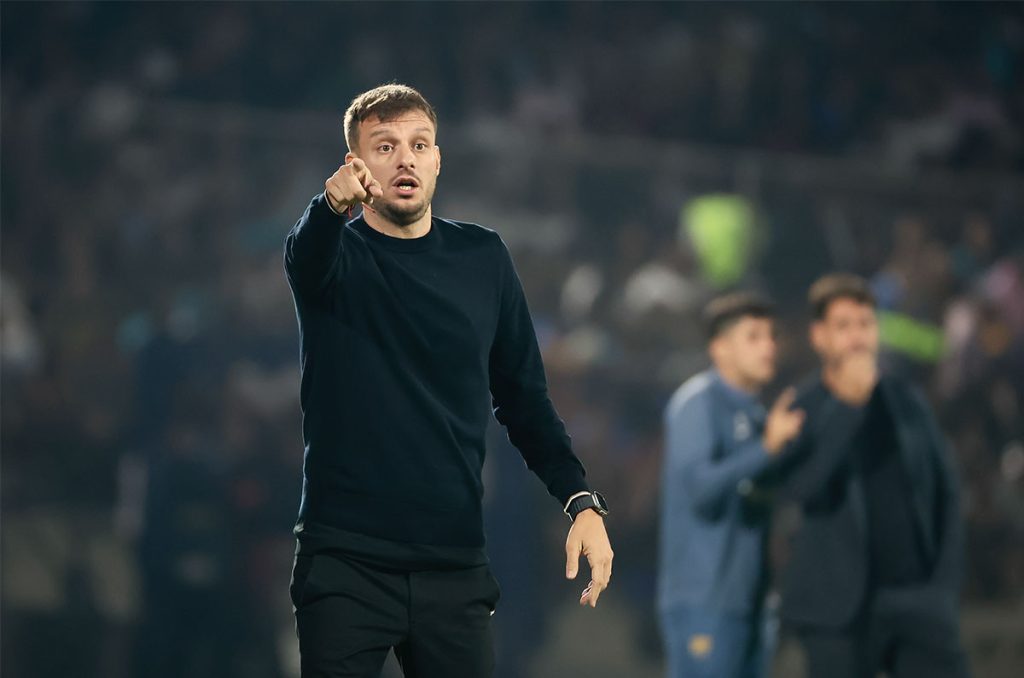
[284,159,382,298]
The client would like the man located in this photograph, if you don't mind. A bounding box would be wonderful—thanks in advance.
[658,292,805,678]
[770,273,968,678]
[283,84,613,677]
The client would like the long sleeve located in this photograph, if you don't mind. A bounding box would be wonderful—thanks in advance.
[767,393,867,504]
[284,193,347,299]
[664,390,772,520]
[488,242,587,506]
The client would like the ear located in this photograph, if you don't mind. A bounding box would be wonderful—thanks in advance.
[434,145,441,175]
[809,321,825,353]
[345,151,356,164]
[708,336,724,364]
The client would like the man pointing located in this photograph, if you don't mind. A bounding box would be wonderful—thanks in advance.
[284,84,612,678]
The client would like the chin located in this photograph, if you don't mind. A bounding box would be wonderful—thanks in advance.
[381,201,428,226]
[739,371,768,389]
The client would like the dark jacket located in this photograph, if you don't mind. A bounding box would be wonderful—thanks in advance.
[767,375,963,629]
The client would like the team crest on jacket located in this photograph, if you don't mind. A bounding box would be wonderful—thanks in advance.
[688,634,713,658]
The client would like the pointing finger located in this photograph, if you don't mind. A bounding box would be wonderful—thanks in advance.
[774,387,797,413]
[349,157,367,174]
[349,157,376,186]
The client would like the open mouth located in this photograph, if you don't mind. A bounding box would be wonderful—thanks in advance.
[393,176,420,194]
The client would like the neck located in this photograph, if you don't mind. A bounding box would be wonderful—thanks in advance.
[821,363,845,394]
[363,204,432,239]
[715,364,761,395]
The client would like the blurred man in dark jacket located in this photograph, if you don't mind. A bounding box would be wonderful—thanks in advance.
[769,273,969,678]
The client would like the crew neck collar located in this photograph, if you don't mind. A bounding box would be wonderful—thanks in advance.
[711,368,760,407]
[349,213,440,252]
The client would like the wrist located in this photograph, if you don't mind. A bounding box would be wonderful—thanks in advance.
[564,491,609,522]
[323,191,346,216]
[762,435,782,456]
[574,507,604,522]
[563,491,591,513]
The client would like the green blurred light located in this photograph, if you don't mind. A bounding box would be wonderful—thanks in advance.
[877,310,945,363]
[681,194,755,289]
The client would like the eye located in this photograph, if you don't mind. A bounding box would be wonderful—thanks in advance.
[378,144,393,153]
[414,142,428,151]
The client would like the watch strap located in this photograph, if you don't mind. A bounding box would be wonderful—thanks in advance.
[565,491,608,521]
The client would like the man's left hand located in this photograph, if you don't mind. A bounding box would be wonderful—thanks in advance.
[565,509,613,608]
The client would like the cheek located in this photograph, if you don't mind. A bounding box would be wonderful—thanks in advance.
[756,338,776,358]
[364,158,386,176]
[743,345,770,368]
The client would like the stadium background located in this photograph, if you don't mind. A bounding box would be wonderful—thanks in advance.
[2,2,1022,677]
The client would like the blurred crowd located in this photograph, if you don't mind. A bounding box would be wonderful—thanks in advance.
[4,2,1023,166]
[2,3,1023,678]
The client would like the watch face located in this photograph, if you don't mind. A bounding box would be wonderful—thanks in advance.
[592,491,609,513]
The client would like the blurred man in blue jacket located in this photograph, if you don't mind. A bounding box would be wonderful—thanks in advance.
[659,292,805,678]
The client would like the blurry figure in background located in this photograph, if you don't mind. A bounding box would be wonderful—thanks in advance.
[768,274,969,678]
[135,394,233,678]
[658,292,804,678]
[1,369,140,678]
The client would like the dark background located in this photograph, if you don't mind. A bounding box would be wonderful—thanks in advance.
[2,2,1022,677]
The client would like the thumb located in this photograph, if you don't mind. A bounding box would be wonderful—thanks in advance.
[565,538,581,579]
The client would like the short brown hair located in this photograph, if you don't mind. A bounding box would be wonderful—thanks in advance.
[808,273,876,320]
[704,291,776,341]
[343,84,438,151]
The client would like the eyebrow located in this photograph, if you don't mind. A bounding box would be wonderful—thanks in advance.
[368,127,434,138]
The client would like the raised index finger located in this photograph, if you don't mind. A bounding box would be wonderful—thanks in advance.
[773,387,797,413]
[349,157,373,183]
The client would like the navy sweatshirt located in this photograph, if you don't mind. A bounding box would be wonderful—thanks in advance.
[283,193,588,568]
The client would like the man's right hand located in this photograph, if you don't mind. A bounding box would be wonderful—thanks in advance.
[325,158,383,214]
[828,351,878,406]
[763,387,805,455]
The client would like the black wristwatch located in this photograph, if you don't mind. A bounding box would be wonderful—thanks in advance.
[564,491,609,522]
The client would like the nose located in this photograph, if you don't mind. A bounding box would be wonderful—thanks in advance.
[398,144,416,169]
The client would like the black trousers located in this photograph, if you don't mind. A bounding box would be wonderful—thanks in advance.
[797,588,970,678]
[290,552,501,678]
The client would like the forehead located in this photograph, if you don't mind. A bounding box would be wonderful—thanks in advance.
[722,315,774,337]
[823,297,875,321]
[361,112,436,137]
